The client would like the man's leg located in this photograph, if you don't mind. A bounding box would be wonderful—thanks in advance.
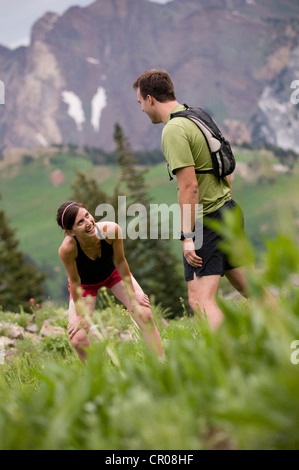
[224,267,249,298]
[188,274,223,329]
[225,266,278,309]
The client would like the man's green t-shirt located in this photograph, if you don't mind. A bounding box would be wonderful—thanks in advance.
[162,104,231,215]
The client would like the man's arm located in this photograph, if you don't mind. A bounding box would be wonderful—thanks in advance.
[175,166,202,268]
[176,166,199,233]
[226,174,232,197]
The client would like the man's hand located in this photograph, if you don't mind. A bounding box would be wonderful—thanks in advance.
[183,239,202,268]
[67,315,90,340]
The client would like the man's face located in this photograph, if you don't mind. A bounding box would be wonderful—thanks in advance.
[136,87,161,124]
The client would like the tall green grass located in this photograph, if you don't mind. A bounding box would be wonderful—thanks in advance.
[0,210,299,450]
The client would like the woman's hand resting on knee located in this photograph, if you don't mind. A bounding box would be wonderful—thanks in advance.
[134,291,151,308]
[67,315,90,340]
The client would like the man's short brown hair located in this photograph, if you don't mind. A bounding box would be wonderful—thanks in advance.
[133,69,176,102]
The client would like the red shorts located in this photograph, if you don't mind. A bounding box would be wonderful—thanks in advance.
[68,269,122,300]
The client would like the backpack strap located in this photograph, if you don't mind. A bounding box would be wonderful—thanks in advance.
[183,104,215,176]
[195,169,214,174]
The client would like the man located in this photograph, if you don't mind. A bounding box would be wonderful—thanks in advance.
[132,69,249,328]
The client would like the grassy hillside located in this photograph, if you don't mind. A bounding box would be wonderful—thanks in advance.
[0,152,96,300]
[1,222,299,450]
[0,147,298,302]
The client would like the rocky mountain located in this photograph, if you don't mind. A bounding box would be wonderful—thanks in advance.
[0,0,299,155]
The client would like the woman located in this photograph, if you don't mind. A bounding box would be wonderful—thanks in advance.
[56,201,164,362]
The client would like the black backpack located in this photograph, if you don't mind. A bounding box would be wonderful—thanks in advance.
[169,104,236,180]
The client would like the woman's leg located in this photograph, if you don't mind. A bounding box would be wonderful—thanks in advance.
[110,277,164,355]
[68,295,97,362]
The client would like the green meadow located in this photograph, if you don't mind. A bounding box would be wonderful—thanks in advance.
[0,147,299,301]
[1,147,299,450]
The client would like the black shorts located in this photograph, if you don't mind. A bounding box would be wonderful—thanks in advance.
[183,199,244,281]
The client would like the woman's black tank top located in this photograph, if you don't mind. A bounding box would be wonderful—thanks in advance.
[75,231,115,285]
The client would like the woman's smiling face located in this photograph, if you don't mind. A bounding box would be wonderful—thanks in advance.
[70,207,96,238]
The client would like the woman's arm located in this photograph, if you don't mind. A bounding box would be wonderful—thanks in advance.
[104,223,150,308]
[59,239,91,338]
[110,224,135,292]
[58,238,82,304]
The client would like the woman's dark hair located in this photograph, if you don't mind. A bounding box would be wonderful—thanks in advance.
[56,201,85,230]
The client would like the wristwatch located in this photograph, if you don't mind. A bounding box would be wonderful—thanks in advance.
[179,231,195,241]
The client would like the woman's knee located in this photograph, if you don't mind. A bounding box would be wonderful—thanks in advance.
[133,307,154,329]
[70,329,89,350]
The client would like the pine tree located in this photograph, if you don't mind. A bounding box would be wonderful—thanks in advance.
[0,200,46,312]
[113,123,187,316]
[113,123,148,207]
[69,170,111,216]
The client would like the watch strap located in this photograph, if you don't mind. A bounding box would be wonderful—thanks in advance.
[180,231,195,241]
